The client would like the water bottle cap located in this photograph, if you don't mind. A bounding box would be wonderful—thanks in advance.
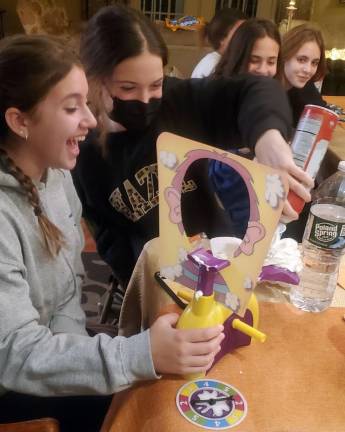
[338,161,345,173]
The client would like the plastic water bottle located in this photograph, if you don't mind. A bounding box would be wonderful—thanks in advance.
[290,161,345,312]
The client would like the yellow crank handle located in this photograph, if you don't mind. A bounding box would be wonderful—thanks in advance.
[232,318,267,343]
[177,289,194,303]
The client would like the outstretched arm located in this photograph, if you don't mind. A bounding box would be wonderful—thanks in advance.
[255,129,313,221]
[185,75,313,220]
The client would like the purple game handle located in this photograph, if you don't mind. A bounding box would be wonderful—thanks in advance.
[259,265,300,285]
[188,248,230,296]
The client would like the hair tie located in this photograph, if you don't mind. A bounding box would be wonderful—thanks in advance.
[34,206,42,216]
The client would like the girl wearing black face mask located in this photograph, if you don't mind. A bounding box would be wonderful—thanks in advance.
[73,5,313,288]
[110,97,162,131]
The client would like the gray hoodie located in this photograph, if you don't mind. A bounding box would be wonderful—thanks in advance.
[0,166,158,397]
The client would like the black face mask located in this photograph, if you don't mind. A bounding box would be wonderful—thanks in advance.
[110,97,161,131]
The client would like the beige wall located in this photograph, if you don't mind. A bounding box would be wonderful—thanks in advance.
[62,0,82,22]
[256,0,277,20]
[0,0,83,36]
[311,0,345,48]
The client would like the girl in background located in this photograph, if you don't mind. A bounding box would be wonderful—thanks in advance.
[280,24,328,240]
[214,18,281,79]
[212,23,327,241]
[210,19,282,237]
[0,35,224,431]
[73,5,312,288]
[191,7,246,78]
[281,24,327,127]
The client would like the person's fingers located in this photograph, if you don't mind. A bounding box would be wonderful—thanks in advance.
[288,163,314,189]
[157,313,180,328]
[280,214,296,224]
[182,352,216,368]
[180,359,216,375]
[179,325,224,343]
[178,347,222,375]
[280,214,297,224]
[288,175,312,203]
[282,200,299,222]
[187,333,225,356]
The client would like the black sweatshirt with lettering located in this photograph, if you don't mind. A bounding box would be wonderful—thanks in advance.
[73,75,293,285]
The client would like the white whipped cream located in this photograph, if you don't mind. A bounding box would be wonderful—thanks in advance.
[264,227,303,273]
[210,237,242,260]
[210,230,302,274]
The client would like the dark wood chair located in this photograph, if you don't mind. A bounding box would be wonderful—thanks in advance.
[0,418,59,432]
[0,9,5,38]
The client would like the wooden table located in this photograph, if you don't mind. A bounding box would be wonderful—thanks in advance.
[324,96,345,110]
[101,301,345,432]
[101,102,345,431]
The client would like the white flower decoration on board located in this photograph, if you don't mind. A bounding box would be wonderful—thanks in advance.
[159,150,178,169]
[225,292,240,312]
[160,264,183,280]
[178,247,188,263]
[265,174,285,209]
[244,276,253,291]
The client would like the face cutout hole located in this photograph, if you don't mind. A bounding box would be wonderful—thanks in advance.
[180,158,250,243]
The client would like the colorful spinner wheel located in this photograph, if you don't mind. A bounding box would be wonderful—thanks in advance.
[176,379,247,430]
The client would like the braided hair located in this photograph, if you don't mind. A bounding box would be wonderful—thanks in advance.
[0,149,65,256]
[0,35,81,256]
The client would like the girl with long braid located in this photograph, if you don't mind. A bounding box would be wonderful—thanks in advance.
[0,35,224,430]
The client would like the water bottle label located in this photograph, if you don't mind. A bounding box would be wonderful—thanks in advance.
[308,214,345,250]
